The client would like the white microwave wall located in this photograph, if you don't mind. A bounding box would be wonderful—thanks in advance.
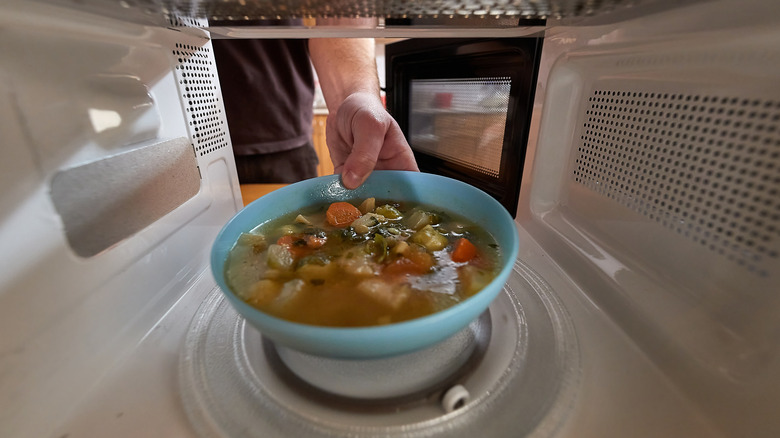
[0,3,241,435]
[520,2,780,435]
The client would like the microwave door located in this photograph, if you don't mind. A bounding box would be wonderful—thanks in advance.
[386,37,544,217]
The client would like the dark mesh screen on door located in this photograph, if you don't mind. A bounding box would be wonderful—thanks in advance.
[409,78,511,178]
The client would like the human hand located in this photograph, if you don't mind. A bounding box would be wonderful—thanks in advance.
[326,91,419,190]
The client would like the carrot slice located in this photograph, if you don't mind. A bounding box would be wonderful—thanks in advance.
[384,247,434,276]
[276,234,312,258]
[326,201,362,227]
[451,238,478,263]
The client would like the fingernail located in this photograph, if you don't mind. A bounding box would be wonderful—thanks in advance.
[343,171,364,189]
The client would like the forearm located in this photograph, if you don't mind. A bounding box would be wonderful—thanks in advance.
[308,38,380,113]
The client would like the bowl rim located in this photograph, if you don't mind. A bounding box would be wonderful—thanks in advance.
[210,170,519,358]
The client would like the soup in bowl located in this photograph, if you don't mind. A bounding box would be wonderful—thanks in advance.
[211,171,519,359]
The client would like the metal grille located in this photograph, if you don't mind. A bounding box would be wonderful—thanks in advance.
[574,90,780,276]
[168,12,209,28]
[201,0,629,20]
[173,42,229,157]
[44,0,634,25]
[409,78,511,178]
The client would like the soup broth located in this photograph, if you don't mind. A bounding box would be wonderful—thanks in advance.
[224,198,501,327]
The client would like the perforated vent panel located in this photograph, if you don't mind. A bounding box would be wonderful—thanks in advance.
[574,90,780,276]
[173,43,229,157]
[168,14,208,29]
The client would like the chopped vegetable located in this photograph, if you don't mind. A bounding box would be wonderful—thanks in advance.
[410,225,448,251]
[375,204,402,219]
[458,265,494,296]
[262,268,285,280]
[357,279,410,310]
[236,232,267,254]
[266,244,295,270]
[326,201,362,227]
[366,233,389,263]
[276,234,313,258]
[276,233,328,259]
[331,226,363,244]
[225,198,499,327]
[451,238,478,263]
[304,234,327,248]
[405,210,439,230]
[358,197,376,214]
[391,240,409,256]
[351,213,385,234]
[246,279,282,306]
[338,247,380,276]
[295,214,312,225]
[384,245,434,276]
[270,279,306,312]
[295,260,337,282]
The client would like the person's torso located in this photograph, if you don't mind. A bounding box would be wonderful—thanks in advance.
[212,38,315,154]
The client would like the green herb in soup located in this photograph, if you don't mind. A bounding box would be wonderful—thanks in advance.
[224,198,500,327]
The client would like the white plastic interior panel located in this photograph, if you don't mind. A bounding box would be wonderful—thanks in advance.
[0,1,241,437]
[50,137,201,257]
[524,1,780,436]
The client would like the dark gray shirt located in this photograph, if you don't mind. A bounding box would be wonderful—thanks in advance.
[212,39,315,155]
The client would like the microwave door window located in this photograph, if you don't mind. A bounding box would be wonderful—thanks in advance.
[387,37,543,217]
[409,78,511,179]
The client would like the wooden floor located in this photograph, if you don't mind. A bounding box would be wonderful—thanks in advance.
[239,183,287,206]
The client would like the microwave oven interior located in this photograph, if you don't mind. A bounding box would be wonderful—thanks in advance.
[1,0,779,437]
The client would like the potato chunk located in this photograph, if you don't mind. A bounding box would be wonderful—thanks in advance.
[267,244,295,270]
[357,279,410,310]
[338,248,380,276]
[295,260,337,283]
[358,197,376,214]
[236,232,267,253]
[410,225,448,251]
[245,279,282,306]
[458,265,494,296]
[270,279,306,312]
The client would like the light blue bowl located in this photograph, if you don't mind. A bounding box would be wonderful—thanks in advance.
[211,171,519,359]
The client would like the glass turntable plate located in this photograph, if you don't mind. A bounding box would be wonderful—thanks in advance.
[179,259,580,437]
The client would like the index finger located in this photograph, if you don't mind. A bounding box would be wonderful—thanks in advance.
[341,109,388,189]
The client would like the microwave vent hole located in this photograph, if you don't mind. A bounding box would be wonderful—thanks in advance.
[168,13,208,29]
[173,42,229,157]
[574,90,780,277]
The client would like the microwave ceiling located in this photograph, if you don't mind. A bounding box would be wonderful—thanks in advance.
[30,0,650,35]
[193,0,626,21]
